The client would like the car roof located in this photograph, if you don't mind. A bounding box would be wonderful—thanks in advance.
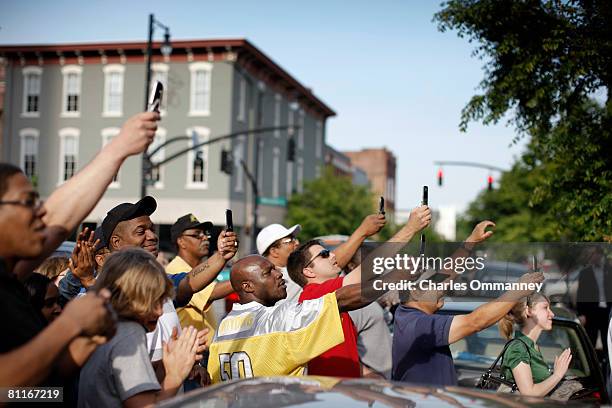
[158,377,575,407]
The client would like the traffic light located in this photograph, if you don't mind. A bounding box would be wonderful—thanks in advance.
[437,168,443,186]
[487,174,493,191]
[287,137,296,162]
[221,150,233,175]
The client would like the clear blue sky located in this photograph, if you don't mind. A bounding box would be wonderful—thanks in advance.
[1,0,527,213]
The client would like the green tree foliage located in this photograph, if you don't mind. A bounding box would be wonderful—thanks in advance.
[436,0,612,241]
[285,167,375,241]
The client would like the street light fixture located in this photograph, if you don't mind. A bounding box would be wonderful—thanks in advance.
[141,13,172,198]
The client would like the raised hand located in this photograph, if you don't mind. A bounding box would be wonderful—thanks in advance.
[70,227,98,287]
[518,272,545,288]
[61,288,117,338]
[553,348,572,379]
[466,220,496,243]
[109,112,160,157]
[357,214,387,238]
[405,205,432,234]
[163,326,199,386]
[217,230,238,261]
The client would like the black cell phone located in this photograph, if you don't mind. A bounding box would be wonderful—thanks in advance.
[225,209,233,232]
[379,196,385,215]
[422,185,429,206]
[147,81,163,113]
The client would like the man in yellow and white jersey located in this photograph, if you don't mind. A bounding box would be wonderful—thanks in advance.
[208,255,368,383]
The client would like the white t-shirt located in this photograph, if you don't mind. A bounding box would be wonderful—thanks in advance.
[274,266,302,307]
[146,299,182,362]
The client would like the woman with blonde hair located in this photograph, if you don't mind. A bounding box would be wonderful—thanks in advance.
[78,248,200,408]
[498,292,572,397]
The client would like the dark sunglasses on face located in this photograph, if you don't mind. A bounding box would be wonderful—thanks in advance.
[305,249,331,268]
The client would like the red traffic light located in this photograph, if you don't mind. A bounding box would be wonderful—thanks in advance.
[437,168,443,186]
[487,175,493,191]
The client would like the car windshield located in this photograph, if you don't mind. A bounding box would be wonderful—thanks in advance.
[442,317,591,378]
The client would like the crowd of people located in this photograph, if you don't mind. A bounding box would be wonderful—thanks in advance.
[1,111,610,407]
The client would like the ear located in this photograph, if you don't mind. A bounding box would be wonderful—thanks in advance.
[177,237,186,250]
[241,280,254,294]
[110,235,121,251]
[302,267,316,280]
[269,246,279,258]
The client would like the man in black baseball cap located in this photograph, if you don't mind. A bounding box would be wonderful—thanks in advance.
[102,196,158,255]
[167,214,235,338]
[170,214,213,263]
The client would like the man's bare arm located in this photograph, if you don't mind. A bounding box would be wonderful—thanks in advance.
[343,206,431,287]
[175,231,237,305]
[333,214,386,269]
[14,113,159,281]
[210,281,234,301]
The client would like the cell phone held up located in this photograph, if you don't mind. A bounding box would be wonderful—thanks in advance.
[147,81,163,113]
[379,196,385,215]
[225,209,233,232]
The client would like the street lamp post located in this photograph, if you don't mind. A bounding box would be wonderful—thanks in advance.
[141,13,172,199]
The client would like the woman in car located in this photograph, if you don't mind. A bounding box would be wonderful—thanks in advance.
[499,293,572,397]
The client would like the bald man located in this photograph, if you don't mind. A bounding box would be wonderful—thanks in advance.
[207,255,369,383]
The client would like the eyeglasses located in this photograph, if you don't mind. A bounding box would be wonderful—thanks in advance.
[181,231,210,240]
[0,192,43,210]
[305,249,330,268]
[279,237,297,245]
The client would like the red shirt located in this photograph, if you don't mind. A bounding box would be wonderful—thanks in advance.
[298,276,361,377]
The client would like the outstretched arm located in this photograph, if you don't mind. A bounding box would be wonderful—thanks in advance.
[333,214,386,269]
[448,272,544,344]
[15,112,160,281]
[343,205,432,287]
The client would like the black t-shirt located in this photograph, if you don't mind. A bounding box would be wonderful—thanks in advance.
[0,258,46,353]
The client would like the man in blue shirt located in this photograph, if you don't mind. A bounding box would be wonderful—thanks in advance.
[392,221,545,386]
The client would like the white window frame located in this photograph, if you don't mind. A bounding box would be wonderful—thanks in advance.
[101,127,121,188]
[151,63,169,116]
[19,128,39,179]
[188,62,213,117]
[102,65,125,117]
[234,136,245,193]
[186,126,210,189]
[58,128,80,185]
[148,127,166,189]
[61,65,82,118]
[237,75,246,122]
[272,147,280,198]
[274,94,281,138]
[21,66,42,118]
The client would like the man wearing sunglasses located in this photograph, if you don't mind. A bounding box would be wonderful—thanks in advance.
[287,205,432,378]
[257,214,387,306]
[166,214,234,340]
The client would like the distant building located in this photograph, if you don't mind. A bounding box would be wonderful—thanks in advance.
[344,148,396,214]
[0,39,335,252]
[324,144,369,187]
[395,206,456,241]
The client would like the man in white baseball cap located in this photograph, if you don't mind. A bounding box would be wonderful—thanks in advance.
[257,224,302,304]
